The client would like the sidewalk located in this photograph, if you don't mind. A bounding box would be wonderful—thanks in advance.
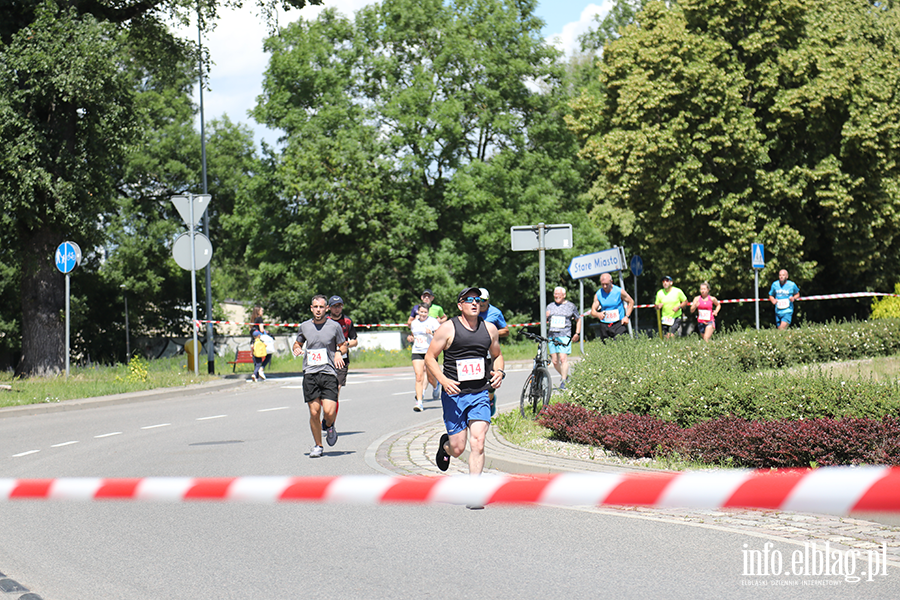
[374,412,900,566]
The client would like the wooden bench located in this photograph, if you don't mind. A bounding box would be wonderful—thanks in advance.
[226,349,254,372]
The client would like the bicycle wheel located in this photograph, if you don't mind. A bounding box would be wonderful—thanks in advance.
[532,367,552,414]
[519,373,535,417]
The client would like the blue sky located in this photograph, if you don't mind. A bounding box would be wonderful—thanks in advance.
[175,0,613,147]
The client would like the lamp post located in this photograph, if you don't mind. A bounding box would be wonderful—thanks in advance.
[121,284,130,364]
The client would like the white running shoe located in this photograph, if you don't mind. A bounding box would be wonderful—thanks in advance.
[413,399,423,412]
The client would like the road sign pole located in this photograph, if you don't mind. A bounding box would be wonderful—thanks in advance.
[633,274,638,334]
[579,279,585,354]
[755,269,760,330]
[65,273,70,378]
[189,193,199,377]
[538,223,547,341]
[617,266,633,338]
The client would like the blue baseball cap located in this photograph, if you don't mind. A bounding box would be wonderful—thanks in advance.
[328,295,343,306]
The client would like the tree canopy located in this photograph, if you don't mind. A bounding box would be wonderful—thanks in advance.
[0,0,317,374]
[249,0,599,323]
[568,0,900,317]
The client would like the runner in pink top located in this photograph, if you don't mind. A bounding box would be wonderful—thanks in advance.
[690,281,721,341]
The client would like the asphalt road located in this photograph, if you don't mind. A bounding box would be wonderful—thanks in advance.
[0,366,898,599]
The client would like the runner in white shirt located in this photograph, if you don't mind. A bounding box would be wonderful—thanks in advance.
[407,305,440,412]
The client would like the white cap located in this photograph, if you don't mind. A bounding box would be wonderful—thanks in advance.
[479,288,489,301]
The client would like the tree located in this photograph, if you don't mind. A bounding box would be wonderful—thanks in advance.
[251,0,598,323]
[0,0,317,375]
[568,0,900,321]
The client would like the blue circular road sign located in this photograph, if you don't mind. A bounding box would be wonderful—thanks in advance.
[629,255,643,277]
[55,241,81,274]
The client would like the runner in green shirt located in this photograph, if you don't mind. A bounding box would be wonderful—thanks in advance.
[654,276,688,339]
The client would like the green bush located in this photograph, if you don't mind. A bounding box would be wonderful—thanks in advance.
[566,320,900,427]
[871,285,900,319]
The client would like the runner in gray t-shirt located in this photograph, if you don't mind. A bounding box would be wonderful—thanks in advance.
[292,294,346,458]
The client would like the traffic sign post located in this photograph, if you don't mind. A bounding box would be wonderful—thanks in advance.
[751,243,765,330]
[630,255,643,332]
[172,193,213,376]
[511,223,573,340]
[55,241,82,378]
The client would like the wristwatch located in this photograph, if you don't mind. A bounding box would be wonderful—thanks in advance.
[496,370,506,379]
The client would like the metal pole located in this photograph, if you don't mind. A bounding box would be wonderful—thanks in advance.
[189,193,199,376]
[755,269,760,330]
[579,279,584,354]
[198,2,215,375]
[618,267,633,337]
[538,223,547,341]
[124,288,130,363]
[65,273,70,378]
[633,273,639,333]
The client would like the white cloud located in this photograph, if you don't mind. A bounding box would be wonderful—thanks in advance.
[172,1,370,147]
[171,1,615,148]
[544,1,614,56]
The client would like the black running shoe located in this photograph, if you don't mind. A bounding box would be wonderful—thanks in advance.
[436,433,451,472]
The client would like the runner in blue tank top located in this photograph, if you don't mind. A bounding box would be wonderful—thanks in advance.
[590,272,634,342]
[768,269,801,330]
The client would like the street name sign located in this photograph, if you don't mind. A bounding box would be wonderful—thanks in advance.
[567,247,626,280]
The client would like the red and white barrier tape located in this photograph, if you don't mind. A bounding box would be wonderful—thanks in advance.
[3,468,900,513]
[196,292,897,329]
[633,291,898,310]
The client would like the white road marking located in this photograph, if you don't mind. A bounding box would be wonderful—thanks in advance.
[12,450,40,457]
[141,423,171,430]
[392,391,415,396]
[196,415,227,421]
[258,407,290,412]
[51,441,79,448]
[281,385,304,389]
[94,432,122,438]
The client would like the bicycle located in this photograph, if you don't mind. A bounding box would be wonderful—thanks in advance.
[519,331,563,418]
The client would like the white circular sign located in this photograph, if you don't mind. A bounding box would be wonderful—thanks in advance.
[172,232,213,270]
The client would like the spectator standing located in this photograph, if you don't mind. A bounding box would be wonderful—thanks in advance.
[257,330,276,380]
[654,276,688,339]
[251,330,267,382]
[292,295,347,458]
[249,306,266,336]
[690,281,721,342]
[769,269,801,330]
[590,273,634,342]
[546,286,581,389]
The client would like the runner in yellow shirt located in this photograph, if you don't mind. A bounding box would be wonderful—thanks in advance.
[654,276,688,339]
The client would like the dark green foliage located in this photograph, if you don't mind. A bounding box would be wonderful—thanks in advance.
[566,320,900,426]
[539,405,900,468]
